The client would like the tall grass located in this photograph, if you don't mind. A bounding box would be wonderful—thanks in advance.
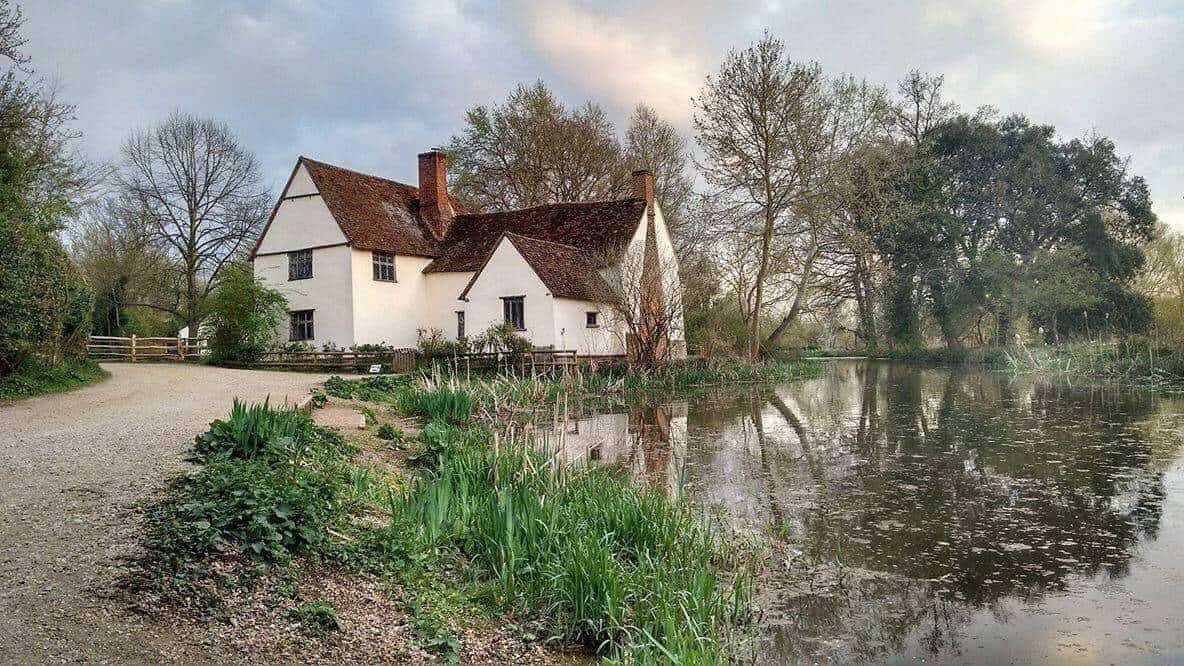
[377,422,754,661]
[0,357,108,401]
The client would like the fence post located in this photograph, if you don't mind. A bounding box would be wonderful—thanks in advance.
[130,335,138,362]
[178,336,186,360]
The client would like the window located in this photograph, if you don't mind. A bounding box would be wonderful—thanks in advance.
[289,309,314,341]
[585,311,599,328]
[502,296,525,330]
[288,249,313,280]
[372,251,396,281]
[456,311,465,339]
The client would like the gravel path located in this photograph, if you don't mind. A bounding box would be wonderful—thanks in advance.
[0,363,331,664]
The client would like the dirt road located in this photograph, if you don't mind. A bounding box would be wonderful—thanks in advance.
[0,364,330,664]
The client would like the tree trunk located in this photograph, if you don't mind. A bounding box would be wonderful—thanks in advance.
[749,203,776,362]
[764,244,819,349]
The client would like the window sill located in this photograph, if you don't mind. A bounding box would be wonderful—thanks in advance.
[288,276,313,281]
[373,278,398,283]
[586,325,600,329]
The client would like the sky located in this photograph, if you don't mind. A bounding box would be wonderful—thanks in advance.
[23,0,1184,229]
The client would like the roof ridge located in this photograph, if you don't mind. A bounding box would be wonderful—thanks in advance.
[458,197,645,218]
[502,231,584,253]
[300,155,418,192]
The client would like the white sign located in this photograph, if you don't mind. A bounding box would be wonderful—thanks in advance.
[368,364,382,374]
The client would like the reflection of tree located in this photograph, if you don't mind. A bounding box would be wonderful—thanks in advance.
[626,363,1178,663]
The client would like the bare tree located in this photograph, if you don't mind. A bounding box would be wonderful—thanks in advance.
[601,242,685,369]
[72,197,178,335]
[446,81,629,211]
[695,33,887,357]
[625,105,695,239]
[0,0,28,66]
[118,111,270,332]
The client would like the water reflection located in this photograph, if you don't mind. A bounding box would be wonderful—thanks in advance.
[562,361,1184,664]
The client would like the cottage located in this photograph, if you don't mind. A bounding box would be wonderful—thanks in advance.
[250,151,684,357]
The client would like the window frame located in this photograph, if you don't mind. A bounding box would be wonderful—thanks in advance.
[289,309,315,341]
[501,296,526,331]
[372,251,396,282]
[288,249,313,281]
[585,311,599,328]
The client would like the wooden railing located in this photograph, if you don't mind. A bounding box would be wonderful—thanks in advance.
[252,349,418,373]
[88,335,207,361]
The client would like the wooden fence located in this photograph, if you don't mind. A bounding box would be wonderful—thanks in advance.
[88,335,207,361]
[252,349,418,373]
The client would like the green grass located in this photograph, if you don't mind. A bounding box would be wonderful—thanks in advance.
[358,417,754,662]
[141,362,785,660]
[0,357,109,401]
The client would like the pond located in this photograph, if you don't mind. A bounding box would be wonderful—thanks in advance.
[556,360,1184,664]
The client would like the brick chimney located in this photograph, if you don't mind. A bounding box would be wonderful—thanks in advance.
[632,169,654,210]
[418,150,454,239]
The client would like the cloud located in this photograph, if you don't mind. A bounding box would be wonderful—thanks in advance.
[18,0,1184,230]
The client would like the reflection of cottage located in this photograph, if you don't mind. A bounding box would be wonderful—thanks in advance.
[557,403,688,497]
[250,151,685,356]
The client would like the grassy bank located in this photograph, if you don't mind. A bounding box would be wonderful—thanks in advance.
[0,358,109,401]
[137,362,782,660]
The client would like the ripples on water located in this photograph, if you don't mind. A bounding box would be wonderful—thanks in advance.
[551,360,1184,664]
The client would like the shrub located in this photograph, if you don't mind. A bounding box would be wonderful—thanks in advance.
[416,328,468,358]
[205,263,288,364]
[376,423,403,441]
[288,601,344,637]
[0,357,108,401]
[396,385,475,425]
[193,398,312,461]
[471,323,530,354]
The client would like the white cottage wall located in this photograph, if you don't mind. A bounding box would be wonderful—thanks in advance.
[350,251,433,348]
[254,244,354,347]
[461,239,555,348]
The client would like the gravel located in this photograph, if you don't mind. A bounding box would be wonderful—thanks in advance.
[0,363,331,664]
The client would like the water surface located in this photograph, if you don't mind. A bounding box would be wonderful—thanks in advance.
[560,361,1184,664]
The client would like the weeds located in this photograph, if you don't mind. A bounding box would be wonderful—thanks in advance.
[288,600,344,637]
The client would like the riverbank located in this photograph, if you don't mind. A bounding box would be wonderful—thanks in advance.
[126,360,820,661]
[0,358,109,401]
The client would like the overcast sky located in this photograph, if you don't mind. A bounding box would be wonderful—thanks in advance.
[23,0,1184,229]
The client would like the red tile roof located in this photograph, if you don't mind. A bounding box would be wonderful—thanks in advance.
[458,233,616,302]
[297,157,470,257]
[254,157,647,304]
[425,198,646,273]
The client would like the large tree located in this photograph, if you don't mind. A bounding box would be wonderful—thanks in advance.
[446,81,629,211]
[118,111,270,332]
[695,33,886,358]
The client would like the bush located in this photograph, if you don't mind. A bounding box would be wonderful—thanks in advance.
[416,328,468,358]
[288,601,344,637]
[205,263,288,364]
[193,398,311,461]
[0,357,108,401]
[376,423,403,441]
[146,402,354,569]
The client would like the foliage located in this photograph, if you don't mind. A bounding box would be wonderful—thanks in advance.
[145,403,354,574]
[288,601,344,637]
[470,322,531,354]
[376,423,403,441]
[205,263,288,363]
[415,327,467,358]
[373,413,754,661]
[0,59,95,374]
[323,374,411,402]
[397,385,476,425]
[193,398,311,461]
[0,357,107,401]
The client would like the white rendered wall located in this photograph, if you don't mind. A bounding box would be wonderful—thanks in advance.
[462,239,555,347]
[350,250,432,348]
[286,164,318,196]
[255,166,345,255]
[617,202,686,343]
[424,271,474,340]
[254,244,354,347]
[553,297,625,354]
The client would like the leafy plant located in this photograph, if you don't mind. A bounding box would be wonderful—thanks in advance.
[193,398,310,461]
[288,600,344,637]
[205,263,288,364]
[376,423,403,441]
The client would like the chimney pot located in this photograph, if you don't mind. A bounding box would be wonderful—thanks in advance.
[418,150,453,239]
